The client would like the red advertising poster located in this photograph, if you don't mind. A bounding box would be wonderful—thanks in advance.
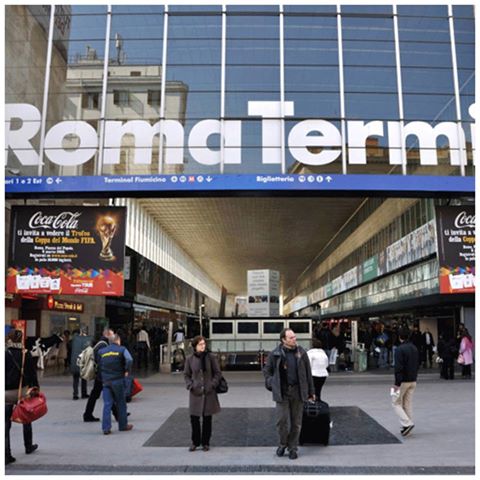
[7,206,126,296]
[11,320,27,346]
[435,206,475,294]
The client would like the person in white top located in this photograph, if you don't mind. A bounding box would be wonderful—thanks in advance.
[136,326,150,369]
[307,338,330,401]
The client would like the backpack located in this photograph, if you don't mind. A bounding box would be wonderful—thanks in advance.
[77,340,107,381]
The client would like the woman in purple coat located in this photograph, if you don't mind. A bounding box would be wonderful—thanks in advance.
[184,336,221,451]
[459,329,474,379]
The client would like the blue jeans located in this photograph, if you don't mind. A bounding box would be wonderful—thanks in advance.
[102,378,128,432]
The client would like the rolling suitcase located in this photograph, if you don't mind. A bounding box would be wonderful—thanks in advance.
[299,400,330,446]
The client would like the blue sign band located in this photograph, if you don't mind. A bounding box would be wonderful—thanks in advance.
[5,174,475,195]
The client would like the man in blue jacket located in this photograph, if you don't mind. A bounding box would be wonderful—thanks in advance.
[98,334,133,435]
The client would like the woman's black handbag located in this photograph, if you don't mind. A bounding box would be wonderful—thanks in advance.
[216,375,228,394]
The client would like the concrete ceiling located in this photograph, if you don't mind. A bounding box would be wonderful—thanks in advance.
[138,197,365,296]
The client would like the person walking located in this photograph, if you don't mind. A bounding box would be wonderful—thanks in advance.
[459,329,474,379]
[184,336,221,452]
[422,328,435,368]
[5,329,39,465]
[263,328,315,460]
[70,329,91,400]
[82,328,114,422]
[135,325,150,370]
[391,328,419,437]
[98,334,134,435]
[307,338,329,401]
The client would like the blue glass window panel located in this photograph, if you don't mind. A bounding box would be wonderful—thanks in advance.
[454,18,475,44]
[110,13,164,40]
[285,40,338,65]
[226,65,280,92]
[455,43,475,70]
[168,15,221,39]
[227,14,279,39]
[108,39,163,64]
[285,92,340,118]
[400,42,453,68]
[453,6,474,18]
[284,6,336,14]
[341,6,393,14]
[458,70,475,95]
[344,67,397,93]
[398,16,450,42]
[343,40,396,66]
[166,91,220,119]
[402,67,454,95]
[225,92,280,117]
[111,6,164,14]
[284,15,337,40]
[398,6,448,17]
[226,39,279,65]
[342,17,394,41]
[227,6,279,13]
[169,6,222,13]
[165,66,220,90]
[168,40,221,65]
[71,5,107,14]
[403,94,458,121]
[345,93,399,120]
[285,66,339,92]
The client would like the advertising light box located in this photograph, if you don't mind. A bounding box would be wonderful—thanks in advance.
[7,206,126,296]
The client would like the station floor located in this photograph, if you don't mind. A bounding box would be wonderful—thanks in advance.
[5,368,475,475]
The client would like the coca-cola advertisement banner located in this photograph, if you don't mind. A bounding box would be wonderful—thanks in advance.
[435,206,475,294]
[7,206,126,296]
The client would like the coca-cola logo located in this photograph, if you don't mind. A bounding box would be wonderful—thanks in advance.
[28,211,81,230]
[454,211,475,229]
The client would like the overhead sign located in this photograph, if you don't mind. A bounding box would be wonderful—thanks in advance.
[5,173,474,196]
[7,206,126,296]
[435,206,475,294]
[5,102,475,168]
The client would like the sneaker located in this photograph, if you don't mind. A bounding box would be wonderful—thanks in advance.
[25,444,38,454]
[103,430,111,435]
[401,424,414,437]
[202,445,210,452]
[120,424,133,431]
[288,450,298,460]
[83,415,100,422]
[189,444,198,452]
[6,455,16,465]
[276,446,286,457]
[73,395,79,400]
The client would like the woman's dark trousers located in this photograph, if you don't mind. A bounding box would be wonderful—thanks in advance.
[190,415,212,446]
[313,376,327,401]
[73,372,88,398]
[5,404,33,457]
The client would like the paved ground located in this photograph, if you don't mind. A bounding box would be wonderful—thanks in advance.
[5,367,475,475]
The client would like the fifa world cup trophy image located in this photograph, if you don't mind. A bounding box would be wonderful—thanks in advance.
[95,215,117,261]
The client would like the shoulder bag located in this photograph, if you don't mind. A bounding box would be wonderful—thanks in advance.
[209,353,228,394]
[11,348,48,424]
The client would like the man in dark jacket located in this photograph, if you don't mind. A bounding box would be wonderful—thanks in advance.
[392,328,419,437]
[82,328,113,422]
[98,334,134,435]
[263,328,315,460]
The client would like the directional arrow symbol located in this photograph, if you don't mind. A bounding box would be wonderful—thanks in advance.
[326,176,332,183]
[206,176,213,183]
[55,178,62,184]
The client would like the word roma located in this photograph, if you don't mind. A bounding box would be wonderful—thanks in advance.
[6,101,476,168]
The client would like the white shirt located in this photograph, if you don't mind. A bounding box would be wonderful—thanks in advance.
[137,329,150,349]
[307,348,330,378]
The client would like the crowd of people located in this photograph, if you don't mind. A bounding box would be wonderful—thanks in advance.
[5,320,474,465]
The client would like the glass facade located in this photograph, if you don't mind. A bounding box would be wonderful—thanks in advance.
[5,5,475,177]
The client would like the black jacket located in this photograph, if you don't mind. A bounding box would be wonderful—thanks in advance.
[5,347,39,390]
[394,341,419,386]
[263,344,314,402]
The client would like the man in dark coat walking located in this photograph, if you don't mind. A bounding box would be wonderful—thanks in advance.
[263,328,315,460]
